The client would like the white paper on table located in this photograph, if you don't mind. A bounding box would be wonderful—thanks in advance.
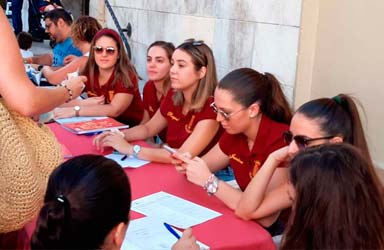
[54,116,108,124]
[104,153,149,168]
[121,216,210,250]
[131,191,222,228]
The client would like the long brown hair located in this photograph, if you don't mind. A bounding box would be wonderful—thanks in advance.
[147,41,175,95]
[218,68,292,124]
[173,39,218,112]
[82,28,138,91]
[281,143,384,250]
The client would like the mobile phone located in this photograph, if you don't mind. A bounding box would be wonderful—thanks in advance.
[162,144,176,154]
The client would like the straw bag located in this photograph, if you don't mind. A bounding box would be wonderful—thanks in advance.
[0,99,62,233]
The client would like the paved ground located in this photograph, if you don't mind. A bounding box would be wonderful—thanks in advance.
[30,40,51,56]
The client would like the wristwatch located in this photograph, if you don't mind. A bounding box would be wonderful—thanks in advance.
[74,105,81,117]
[132,145,141,158]
[204,174,219,196]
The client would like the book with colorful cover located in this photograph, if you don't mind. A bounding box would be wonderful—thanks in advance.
[60,117,129,135]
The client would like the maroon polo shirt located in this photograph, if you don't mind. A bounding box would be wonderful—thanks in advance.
[219,115,289,191]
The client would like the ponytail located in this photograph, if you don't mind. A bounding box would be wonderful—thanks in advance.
[31,197,70,249]
[263,73,292,124]
[336,94,372,164]
[218,68,292,124]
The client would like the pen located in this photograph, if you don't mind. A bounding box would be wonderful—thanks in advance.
[162,144,176,154]
[121,155,128,161]
[163,222,180,239]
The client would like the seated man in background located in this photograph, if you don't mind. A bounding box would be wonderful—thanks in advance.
[24,8,81,67]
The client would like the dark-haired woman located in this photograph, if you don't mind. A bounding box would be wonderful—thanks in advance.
[178,68,292,235]
[31,155,200,250]
[236,94,379,232]
[142,40,175,141]
[281,143,384,249]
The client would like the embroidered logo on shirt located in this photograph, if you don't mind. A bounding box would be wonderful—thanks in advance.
[167,112,180,121]
[185,115,195,134]
[87,91,98,97]
[229,154,244,164]
[249,160,261,179]
[108,90,115,102]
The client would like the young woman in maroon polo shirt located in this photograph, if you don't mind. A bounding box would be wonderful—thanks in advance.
[54,28,144,127]
[142,41,175,141]
[177,68,292,235]
[235,94,380,233]
[94,39,221,163]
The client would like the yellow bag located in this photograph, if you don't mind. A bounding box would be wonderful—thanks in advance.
[0,99,62,233]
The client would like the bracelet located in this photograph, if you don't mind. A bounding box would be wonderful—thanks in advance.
[59,82,73,103]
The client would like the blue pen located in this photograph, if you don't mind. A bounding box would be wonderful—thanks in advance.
[163,222,180,239]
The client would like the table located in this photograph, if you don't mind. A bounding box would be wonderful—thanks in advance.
[42,123,276,250]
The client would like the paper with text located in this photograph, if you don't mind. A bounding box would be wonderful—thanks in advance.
[105,153,149,168]
[131,191,221,228]
[121,216,210,250]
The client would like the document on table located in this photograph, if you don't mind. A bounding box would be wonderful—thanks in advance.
[121,216,210,250]
[131,191,222,228]
[105,153,149,168]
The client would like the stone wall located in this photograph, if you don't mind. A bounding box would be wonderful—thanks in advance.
[91,0,302,102]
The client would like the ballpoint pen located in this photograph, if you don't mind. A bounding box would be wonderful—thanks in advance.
[121,155,128,161]
[163,222,180,239]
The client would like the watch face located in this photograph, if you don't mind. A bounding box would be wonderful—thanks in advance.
[133,145,141,153]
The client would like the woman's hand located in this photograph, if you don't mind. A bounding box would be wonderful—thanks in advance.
[93,131,131,154]
[184,157,212,187]
[53,107,75,118]
[172,151,192,173]
[171,228,199,250]
[268,146,290,165]
[81,96,105,106]
[63,76,87,99]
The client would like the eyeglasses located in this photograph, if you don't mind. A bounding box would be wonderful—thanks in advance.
[283,131,335,149]
[210,102,245,121]
[93,45,117,55]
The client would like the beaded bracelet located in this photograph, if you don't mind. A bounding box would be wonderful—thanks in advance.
[59,82,73,103]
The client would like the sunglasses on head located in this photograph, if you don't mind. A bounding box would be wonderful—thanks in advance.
[184,38,204,46]
[283,131,335,149]
[93,45,116,55]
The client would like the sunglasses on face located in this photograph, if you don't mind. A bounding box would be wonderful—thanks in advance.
[210,102,246,121]
[93,46,117,55]
[283,131,334,149]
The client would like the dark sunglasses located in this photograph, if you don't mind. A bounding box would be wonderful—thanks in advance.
[93,45,117,55]
[283,131,334,149]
